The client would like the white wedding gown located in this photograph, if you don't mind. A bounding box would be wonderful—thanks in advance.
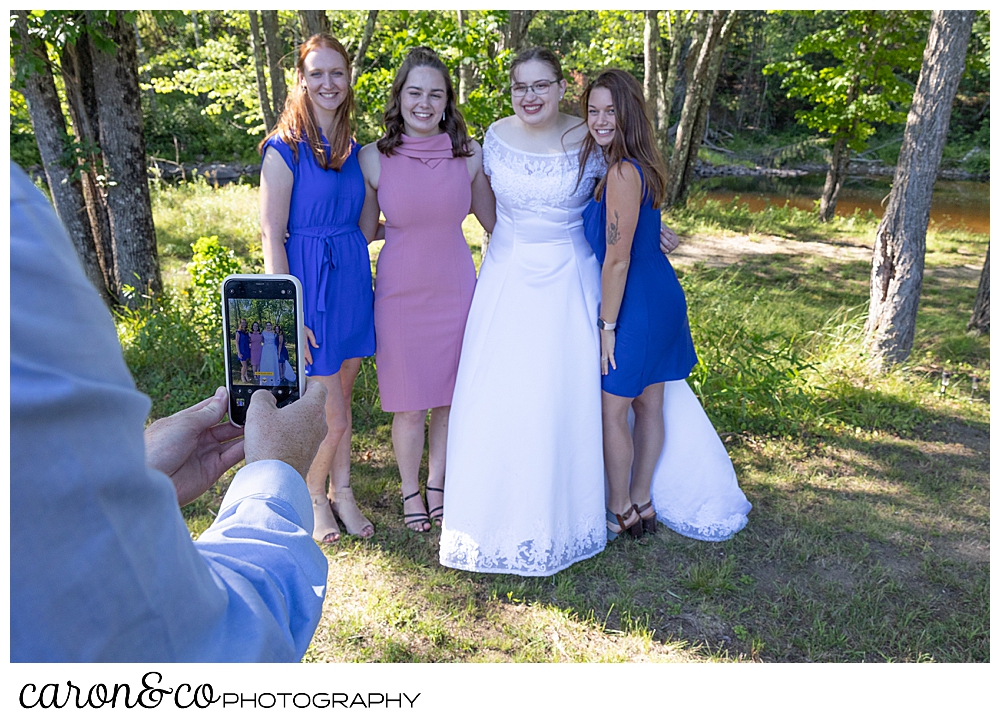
[440,126,751,577]
[440,126,608,576]
[258,331,280,386]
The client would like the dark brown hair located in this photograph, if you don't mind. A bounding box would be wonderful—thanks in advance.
[509,46,565,85]
[259,34,355,171]
[377,46,472,158]
[577,69,666,208]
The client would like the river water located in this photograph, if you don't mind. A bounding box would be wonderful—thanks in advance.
[694,173,990,234]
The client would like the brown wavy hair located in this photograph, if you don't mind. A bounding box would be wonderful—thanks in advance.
[509,46,565,85]
[377,46,472,158]
[259,34,355,171]
[577,69,666,208]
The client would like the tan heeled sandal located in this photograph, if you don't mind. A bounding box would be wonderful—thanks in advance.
[331,486,374,539]
[311,494,341,544]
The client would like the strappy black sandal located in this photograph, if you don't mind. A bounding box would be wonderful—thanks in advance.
[426,484,445,527]
[402,490,431,532]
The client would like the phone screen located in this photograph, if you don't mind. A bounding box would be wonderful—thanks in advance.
[223,275,304,426]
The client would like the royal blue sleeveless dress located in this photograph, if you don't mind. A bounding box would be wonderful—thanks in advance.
[582,162,697,398]
[263,136,375,376]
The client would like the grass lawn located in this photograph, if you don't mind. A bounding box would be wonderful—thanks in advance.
[140,180,989,663]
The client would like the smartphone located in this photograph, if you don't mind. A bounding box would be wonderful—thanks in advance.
[222,274,306,426]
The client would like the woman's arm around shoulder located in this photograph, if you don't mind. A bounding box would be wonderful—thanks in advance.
[357,143,383,242]
[466,139,496,234]
[260,145,294,274]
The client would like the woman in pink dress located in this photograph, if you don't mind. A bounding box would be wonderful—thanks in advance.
[359,47,495,532]
[249,322,264,379]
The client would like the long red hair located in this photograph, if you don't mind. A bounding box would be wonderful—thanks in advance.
[259,33,355,170]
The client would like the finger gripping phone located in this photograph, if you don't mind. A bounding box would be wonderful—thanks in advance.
[222,274,306,426]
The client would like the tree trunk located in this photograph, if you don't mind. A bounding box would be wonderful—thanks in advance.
[60,28,117,298]
[298,10,329,39]
[13,11,110,304]
[247,11,275,131]
[967,244,989,334]
[643,11,660,129]
[351,10,379,86]
[260,10,287,118]
[503,11,536,54]
[664,10,726,209]
[864,10,974,370]
[679,10,738,203]
[191,11,201,48]
[818,135,851,222]
[88,10,162,303]
[660,10,692,141]
[457,10,473,104]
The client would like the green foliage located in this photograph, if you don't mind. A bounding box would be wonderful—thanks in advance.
[187,235,242,332]
[146,33,265,134]
[763,10,929,152]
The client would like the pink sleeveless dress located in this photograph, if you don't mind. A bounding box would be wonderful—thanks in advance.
[374,133,476,412]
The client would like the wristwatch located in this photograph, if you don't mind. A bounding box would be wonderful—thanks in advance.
[597,317,616,331]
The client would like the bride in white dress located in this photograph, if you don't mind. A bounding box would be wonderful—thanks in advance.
[258,322,281,387]
[441,50,751,575]
[440,49,608,575]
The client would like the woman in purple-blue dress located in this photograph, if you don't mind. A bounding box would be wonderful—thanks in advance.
[258,33,375,543]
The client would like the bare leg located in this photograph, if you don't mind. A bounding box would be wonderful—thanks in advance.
[240,360,249,383]
[329,358,373,538]
[426,405,450,525]
[602,390,640,534]
[305,371,350,544]
[392,409,430,531]
[629,382,665,520]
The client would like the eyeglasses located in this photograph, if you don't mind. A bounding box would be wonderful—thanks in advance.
[510,79,559,97]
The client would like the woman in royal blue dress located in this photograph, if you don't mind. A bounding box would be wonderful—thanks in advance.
[258,34,375,543]
[236,318,252,383]
[580,69,698,540]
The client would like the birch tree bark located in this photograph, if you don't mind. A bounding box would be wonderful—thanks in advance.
[865,10,975,369]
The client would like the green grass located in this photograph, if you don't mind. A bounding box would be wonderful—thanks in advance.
[132,180,989,663]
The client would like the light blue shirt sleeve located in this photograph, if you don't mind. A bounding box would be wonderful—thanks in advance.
[9,163,328,662]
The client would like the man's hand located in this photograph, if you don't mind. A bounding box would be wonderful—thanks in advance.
[145,387,245,507]
[244,381,328,480]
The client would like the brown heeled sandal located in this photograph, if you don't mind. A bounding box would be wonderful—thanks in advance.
[402,490,431,532]
[426,484,445,527]
[634,500,657,536]
[606,506,643,541]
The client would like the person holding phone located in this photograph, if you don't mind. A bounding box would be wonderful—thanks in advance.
[258,33,375,542]
[11,162,331,662]
[357,47,495,532]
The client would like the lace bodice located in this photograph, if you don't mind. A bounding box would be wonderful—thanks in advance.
[483,124,606,220]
